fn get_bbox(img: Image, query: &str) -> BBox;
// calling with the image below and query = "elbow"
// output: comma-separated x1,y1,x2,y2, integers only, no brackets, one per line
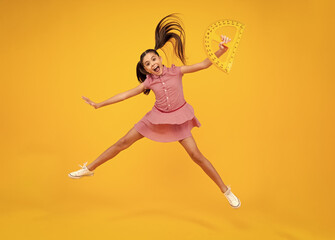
119,92,129,101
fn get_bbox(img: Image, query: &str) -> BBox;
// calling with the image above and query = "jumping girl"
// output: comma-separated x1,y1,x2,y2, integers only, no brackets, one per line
68,14,241,208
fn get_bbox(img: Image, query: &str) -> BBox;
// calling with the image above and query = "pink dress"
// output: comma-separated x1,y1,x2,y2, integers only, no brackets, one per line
134,64,201,142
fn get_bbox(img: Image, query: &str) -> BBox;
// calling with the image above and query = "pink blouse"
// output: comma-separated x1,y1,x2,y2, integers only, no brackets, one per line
141,64,197,125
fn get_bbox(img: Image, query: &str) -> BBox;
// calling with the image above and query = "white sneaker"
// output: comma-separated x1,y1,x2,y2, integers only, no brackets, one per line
68,162,94,179
224,186,241,208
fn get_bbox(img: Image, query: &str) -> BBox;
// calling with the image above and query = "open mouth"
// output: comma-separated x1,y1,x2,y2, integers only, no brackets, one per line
153,66,160,73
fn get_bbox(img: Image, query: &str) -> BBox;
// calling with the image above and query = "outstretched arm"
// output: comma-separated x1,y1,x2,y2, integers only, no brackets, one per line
82,82,146,109
180,35,231,74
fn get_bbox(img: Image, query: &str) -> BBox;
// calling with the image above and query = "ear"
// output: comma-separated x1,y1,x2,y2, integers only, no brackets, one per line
159,56,162,62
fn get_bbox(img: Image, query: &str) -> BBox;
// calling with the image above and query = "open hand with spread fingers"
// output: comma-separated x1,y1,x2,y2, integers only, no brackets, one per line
219,35,231,50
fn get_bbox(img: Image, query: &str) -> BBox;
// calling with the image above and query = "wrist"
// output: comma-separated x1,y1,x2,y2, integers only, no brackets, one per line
215,48,226,58
220,45,228,51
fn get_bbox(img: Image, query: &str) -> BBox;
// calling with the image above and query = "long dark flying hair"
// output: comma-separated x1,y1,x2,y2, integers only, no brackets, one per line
136,13,186,95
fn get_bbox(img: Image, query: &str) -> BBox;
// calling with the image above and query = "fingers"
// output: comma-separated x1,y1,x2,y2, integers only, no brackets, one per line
82,96,90,101
82,96,98,109
82,96,90,102
220,35,231,44
82,96,94,106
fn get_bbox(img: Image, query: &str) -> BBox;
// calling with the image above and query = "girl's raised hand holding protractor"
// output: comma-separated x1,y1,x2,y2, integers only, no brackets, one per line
82,96,99,109
219,35,231,49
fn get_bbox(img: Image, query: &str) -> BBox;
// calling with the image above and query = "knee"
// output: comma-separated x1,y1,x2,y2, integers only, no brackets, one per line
115,137,131,150
189,151,205,165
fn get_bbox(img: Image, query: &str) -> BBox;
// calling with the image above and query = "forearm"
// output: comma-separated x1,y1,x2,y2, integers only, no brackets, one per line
202,46,228,68
98,92,126,108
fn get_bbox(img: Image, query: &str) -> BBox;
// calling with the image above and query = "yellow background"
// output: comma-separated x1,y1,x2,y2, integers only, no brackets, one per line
1,0,334,239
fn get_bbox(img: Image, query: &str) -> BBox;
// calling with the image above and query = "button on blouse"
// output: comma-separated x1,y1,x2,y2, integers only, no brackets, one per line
142,64,185,112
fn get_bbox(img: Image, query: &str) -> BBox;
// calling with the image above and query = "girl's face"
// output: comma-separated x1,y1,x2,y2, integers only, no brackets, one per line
142,52,163,76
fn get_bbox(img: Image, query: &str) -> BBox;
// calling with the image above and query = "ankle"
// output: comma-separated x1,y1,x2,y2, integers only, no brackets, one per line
87,166,94,171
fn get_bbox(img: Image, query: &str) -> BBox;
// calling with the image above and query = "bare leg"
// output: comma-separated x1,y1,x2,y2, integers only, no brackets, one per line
86,127,144,171
179,135,228,193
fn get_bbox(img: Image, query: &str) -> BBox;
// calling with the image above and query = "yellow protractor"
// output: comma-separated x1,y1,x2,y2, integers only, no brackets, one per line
204,19,245,73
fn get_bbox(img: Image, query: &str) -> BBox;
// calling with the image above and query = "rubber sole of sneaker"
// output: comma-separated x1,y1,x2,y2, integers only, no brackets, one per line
68,173,94,179
231,200,241,209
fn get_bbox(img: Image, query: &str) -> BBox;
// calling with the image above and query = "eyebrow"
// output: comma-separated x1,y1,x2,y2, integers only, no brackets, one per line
144,56,156,64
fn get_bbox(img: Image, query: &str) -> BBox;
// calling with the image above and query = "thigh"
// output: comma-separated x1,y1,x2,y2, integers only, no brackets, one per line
178,135,203,159
115,127,144,150
121,127,144,144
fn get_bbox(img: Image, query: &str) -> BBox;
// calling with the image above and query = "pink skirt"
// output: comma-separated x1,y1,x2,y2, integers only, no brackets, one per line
134,116,201,143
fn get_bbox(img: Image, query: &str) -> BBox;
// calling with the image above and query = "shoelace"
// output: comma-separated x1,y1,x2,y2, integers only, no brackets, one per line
79,162,88,169
224,186,231,195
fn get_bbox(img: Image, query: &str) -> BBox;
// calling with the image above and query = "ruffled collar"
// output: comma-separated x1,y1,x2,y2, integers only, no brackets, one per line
150,65,168,79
